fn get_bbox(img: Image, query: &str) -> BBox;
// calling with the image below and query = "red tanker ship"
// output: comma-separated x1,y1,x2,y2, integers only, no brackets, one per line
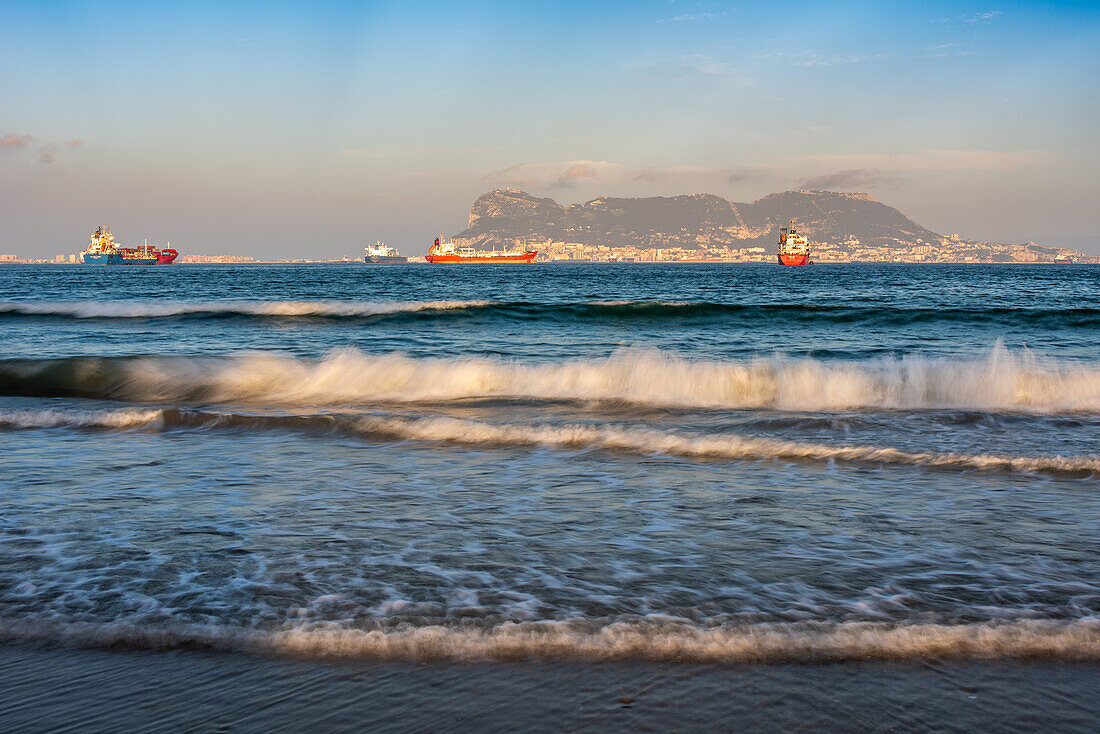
777,220,811,266
426,237,537,263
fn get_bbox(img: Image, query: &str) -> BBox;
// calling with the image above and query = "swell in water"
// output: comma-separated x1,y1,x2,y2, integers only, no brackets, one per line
3,408,1097,476
2,299,1099,328
0,299,493,320
1,618,1097,663
2,346,1099,414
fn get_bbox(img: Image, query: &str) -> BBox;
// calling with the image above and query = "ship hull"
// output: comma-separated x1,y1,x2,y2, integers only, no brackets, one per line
157,249,178,264
778,252,810,266
364,255,407,263
83,253,158,266
426,252,537,264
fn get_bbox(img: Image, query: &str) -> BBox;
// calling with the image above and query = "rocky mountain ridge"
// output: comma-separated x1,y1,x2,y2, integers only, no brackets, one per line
454,188,945,251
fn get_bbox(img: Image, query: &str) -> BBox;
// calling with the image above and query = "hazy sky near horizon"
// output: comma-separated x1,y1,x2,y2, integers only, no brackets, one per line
2,0,1098,257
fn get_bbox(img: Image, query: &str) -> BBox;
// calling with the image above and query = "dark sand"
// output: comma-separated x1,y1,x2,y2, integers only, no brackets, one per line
1,643,1098,732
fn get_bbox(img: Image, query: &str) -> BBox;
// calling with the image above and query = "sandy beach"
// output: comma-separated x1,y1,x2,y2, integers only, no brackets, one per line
1,642,1098,732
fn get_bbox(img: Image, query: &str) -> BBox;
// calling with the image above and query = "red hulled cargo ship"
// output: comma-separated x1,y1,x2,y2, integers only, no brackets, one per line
426,237,537,263
777,220,811,266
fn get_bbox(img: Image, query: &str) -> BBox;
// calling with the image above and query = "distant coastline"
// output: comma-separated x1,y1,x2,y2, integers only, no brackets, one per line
4,185,1098,266
448,189,1098,264
4,258,1097,266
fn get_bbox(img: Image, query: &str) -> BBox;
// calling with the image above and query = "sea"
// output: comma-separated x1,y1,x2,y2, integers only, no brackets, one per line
1,262,1098,730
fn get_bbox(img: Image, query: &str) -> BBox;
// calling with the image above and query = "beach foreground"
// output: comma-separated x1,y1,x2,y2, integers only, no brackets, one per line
2,643,1098,732
2,264,1098,731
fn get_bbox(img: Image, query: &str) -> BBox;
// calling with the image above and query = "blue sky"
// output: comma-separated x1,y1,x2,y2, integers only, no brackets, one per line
2,1,1098,256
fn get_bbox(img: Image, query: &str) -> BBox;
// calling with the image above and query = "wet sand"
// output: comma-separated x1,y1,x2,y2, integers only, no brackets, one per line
1,643,1097,732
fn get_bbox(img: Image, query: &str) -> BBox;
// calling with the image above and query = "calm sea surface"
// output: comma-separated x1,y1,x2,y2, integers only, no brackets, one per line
1,263,1098,663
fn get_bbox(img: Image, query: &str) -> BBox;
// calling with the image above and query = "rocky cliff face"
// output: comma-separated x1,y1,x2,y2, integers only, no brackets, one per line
455,188,943,250
738,191,942,247
465,189,564,234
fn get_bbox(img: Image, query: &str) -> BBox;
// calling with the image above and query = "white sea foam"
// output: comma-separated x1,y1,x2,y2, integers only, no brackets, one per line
1,618,1096,662
0,408,164,429
349,414,1100,475
2,408,1095,475
0,299,493,319
41,346,1100,414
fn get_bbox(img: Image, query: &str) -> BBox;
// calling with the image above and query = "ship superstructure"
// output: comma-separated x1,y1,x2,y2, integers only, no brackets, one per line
81,226,178,266
363,240,406,263
426,237,537,263
777,221,811,266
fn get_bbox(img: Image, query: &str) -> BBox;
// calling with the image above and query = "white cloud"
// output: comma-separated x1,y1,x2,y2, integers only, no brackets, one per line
967,10,1002,24
793,52,895,68
663,11,728,23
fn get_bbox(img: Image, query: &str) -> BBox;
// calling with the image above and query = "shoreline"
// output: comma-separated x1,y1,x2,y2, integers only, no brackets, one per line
2,641,1098,732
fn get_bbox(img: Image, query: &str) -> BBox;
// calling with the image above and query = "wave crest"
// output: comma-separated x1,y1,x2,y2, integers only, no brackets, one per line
2,347,1099,413
3,299,1099,328
2,619,1096,663
0,299,493,319
3,408,1096,476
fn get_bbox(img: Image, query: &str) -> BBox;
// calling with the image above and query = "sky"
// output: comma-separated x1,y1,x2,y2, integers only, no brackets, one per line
2,0,1098,257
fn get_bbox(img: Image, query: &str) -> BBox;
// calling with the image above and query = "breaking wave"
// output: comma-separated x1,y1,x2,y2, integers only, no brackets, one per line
2,346,1099,414
2,408,1096,476
0,408,164,429
1,618,1096,663
2,299,1098,328
0,299,493,320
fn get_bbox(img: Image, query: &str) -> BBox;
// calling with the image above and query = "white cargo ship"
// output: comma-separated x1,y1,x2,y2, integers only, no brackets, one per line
363,241,406,263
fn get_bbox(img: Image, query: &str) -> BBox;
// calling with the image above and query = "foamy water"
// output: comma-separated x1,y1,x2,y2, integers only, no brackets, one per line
2,619,1097,663
0,299,494,319
4,345,1100,413
4,407,1095,476
1,264,1098,663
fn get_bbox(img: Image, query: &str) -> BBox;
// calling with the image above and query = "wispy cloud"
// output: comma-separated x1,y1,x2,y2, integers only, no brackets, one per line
481,161,776,196
798,169,900,190
483,162,531,186
921,42,975,58
762,42,978,67
967,10,1002,24
0,133,34,149
633,165,763,185
477,150,1049,200
935,10,1002,24
41,136,86,164
662,11,728,23
626,53,751,84
726,169,760,183
2,133,84,164
793,52,895,68
553,163,600,188
483,160,622,190
796,149,1054,172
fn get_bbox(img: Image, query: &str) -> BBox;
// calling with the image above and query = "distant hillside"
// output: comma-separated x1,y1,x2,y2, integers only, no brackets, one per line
454,189,944,251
